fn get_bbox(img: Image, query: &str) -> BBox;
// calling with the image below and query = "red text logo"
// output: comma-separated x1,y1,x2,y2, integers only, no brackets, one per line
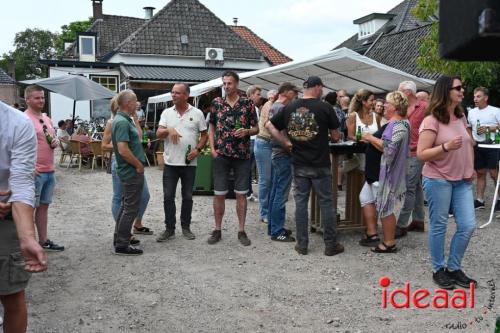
380,276,475,309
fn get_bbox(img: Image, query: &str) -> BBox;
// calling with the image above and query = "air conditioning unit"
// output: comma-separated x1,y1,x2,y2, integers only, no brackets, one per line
205,48,224,61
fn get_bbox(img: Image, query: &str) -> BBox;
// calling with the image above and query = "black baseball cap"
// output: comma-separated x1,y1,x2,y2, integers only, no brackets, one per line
303,76,324,88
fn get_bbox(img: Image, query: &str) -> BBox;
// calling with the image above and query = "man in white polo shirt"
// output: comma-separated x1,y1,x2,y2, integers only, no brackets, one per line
467,86,500,210
156,83,208,242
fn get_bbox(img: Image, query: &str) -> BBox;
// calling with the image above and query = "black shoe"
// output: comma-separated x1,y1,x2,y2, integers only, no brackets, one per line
283,228,292,236
294,244,308,255
324,243,344,256
495,200,500,212
156,228,175,242
474,199,485,210
394,226,408,239
130,237,140,246
41,239,65,252
182,228,196,240
271,232,295,242
445,269,477,288
237,231,251,246
432,268,455,290
114,246,143,256
359,233,380,247
207,230,221,244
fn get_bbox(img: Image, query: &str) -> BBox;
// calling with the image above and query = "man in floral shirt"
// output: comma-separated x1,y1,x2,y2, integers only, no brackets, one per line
208,71,259,246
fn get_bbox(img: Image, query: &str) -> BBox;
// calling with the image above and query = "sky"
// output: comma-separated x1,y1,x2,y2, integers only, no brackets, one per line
1,0,403,61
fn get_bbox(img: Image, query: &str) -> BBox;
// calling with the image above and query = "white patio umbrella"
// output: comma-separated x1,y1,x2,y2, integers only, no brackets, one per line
21,74,116,123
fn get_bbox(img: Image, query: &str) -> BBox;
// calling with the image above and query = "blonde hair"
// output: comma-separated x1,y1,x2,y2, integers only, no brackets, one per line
110,96,119,115
349,89,374,115
24,85,44,99
386,91,409,117
116,90,137,107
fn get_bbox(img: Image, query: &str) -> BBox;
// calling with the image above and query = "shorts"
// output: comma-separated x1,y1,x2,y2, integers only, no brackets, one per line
213,155,251,196
0,219,31,295
359,181,379,207
35,171,56,206
474,145,499,170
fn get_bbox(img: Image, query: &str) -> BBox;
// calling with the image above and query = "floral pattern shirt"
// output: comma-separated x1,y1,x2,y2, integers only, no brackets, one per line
209,96,257,159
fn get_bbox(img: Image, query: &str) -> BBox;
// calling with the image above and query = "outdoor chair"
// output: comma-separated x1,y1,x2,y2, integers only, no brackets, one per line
89,141,106,170
68,140,86,171
59,141,72,166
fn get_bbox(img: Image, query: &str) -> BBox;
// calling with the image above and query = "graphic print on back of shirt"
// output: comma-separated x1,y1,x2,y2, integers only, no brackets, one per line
287,106,318,141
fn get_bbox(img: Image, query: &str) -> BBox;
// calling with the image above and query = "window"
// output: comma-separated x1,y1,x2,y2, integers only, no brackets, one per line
78,34,96,62
89,75,118,119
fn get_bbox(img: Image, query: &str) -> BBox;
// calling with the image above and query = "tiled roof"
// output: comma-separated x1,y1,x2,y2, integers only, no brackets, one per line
64,15,145,59
0,68,15,84
120,64,248,82
334,0,431,54
333,0,439,80
114,0,263,60
364,24,440,80
230,26,292,65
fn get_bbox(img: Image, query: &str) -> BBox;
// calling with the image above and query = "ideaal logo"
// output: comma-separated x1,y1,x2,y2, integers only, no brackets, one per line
379,276,496,330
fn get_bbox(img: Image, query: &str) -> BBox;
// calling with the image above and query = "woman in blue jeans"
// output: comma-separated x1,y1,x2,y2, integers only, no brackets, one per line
102,97,152,235
417,75,476,289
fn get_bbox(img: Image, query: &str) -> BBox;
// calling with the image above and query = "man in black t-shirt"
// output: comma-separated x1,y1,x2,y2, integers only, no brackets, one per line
267,76,344,256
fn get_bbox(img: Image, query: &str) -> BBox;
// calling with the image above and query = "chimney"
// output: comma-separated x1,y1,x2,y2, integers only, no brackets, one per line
233,17,238,26
143,7,155,19
92,0,103,20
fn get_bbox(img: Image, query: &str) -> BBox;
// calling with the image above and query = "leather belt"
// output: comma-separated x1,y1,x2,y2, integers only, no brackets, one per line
256,135,271,142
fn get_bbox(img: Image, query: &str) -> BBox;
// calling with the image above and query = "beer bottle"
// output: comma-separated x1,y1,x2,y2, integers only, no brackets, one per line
185,144,192,165
42,126,53,146
476,119,480,133
142,129,148,143
495,316,500,333
486,127,491,143
496,128,500,144
235,118,241,130
356,126,362,142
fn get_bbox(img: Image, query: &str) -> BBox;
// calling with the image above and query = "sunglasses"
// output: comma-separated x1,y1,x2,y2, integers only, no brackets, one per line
450,85,465,92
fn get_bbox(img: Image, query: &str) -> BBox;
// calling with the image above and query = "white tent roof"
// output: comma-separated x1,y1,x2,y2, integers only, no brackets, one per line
147,47,434,104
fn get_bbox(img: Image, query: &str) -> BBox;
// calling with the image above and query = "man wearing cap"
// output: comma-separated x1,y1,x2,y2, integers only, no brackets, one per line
267,76,344,256
264,82,299,242
1,101,48,333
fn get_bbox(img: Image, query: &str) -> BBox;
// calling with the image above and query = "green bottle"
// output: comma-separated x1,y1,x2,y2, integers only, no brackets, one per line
185,144,192,165
356,126,362,142
495,128,500,144
476,119,480,132
495,316,500,333
142,128,148,143
235,118,241,130
42,126,53,146
486,127,491,143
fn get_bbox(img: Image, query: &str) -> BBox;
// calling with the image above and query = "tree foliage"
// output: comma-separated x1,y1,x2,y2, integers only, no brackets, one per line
412,0,500,106
0,18,92,81
0,29,57,80
55,19,93,55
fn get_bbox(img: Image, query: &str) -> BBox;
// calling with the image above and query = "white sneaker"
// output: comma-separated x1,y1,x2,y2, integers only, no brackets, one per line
246,194,257,202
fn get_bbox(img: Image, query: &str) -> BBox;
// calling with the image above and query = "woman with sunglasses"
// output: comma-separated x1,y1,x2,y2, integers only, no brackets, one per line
417,75,477,289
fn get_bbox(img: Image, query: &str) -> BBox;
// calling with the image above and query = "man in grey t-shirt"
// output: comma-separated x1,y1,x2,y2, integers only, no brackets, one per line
265,82,299,241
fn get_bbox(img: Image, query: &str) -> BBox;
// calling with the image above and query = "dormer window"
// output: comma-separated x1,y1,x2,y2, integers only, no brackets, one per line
78,32,97,62
354,13,395,39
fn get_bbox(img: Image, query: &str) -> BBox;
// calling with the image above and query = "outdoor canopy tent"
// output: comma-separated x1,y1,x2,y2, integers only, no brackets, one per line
147,47,435,106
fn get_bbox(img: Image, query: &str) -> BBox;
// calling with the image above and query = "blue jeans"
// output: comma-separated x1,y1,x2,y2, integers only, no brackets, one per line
422,177,476,272
267,154,292,236
34,171,56,206
248,139,256,195
254,138,273,220
293,166,338,249
111,156,150,222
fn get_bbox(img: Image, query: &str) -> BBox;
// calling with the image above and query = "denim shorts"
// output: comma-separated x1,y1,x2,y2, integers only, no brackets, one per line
35,171,56,206
0,220,31,295
213,155,251,196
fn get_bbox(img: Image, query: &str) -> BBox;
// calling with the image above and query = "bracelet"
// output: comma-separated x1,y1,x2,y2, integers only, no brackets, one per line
441,143,449,152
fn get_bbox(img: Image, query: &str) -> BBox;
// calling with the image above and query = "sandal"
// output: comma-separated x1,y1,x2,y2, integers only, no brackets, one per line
371,242,398,253
359,233,380,247
133,226,154,235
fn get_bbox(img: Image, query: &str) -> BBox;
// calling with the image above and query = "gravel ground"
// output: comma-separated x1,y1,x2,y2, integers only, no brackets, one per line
7,162,500,332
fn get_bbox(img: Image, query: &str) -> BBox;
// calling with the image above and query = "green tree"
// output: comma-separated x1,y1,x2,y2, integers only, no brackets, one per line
0,28,57,80
413,0,500,106
55,19,93,55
